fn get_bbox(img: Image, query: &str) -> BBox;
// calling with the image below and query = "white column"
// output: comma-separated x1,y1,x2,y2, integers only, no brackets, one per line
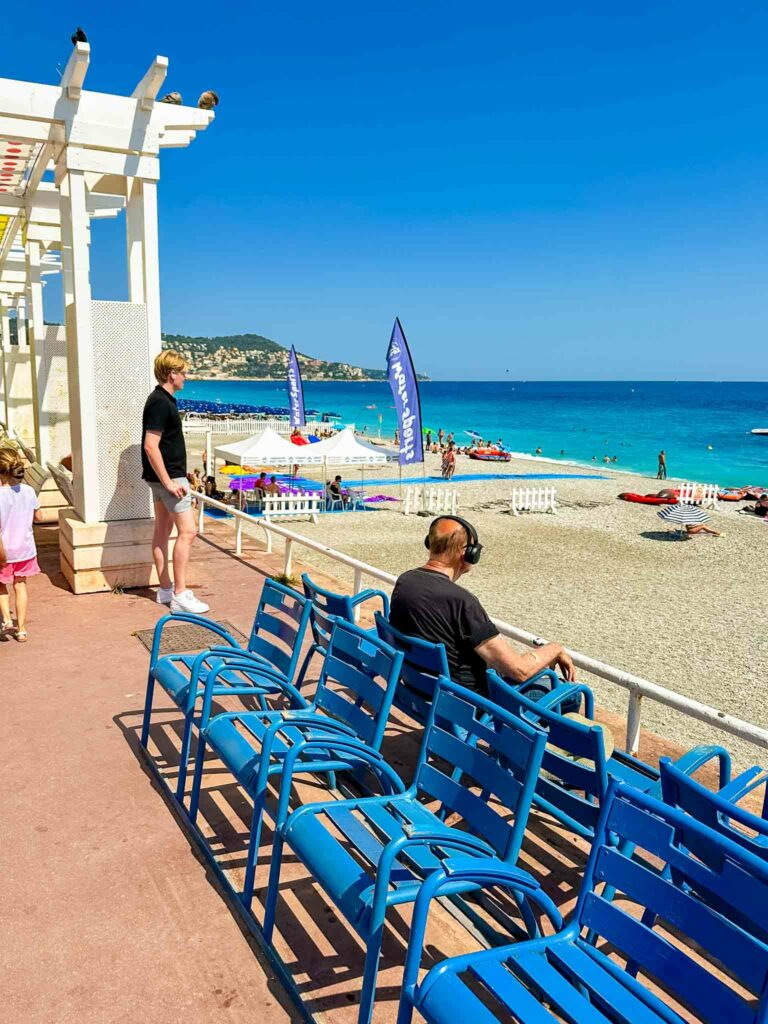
15,297,28,350
0,303,8,428
60,169,100,523
126,177,162,360
26,244,45,459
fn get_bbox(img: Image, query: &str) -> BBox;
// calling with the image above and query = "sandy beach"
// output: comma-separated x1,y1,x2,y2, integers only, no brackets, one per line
191,437,768,765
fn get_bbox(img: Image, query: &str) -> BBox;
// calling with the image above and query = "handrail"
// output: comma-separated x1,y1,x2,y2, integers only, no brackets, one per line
194,492,768,756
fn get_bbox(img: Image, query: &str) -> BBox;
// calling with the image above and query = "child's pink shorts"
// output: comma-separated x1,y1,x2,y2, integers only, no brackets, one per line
0,556,40,585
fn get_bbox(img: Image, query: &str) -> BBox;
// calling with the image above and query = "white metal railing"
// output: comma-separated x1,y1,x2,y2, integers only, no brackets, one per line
194,492,768,758
183,416,354,436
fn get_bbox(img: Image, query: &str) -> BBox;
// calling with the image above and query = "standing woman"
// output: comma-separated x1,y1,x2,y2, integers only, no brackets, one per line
0,448,43,642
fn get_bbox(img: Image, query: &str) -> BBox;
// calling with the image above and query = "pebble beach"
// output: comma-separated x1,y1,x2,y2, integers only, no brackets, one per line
194,438,768,765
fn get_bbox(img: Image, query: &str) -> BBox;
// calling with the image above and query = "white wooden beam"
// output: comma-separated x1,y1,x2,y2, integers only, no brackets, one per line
132,56,168,112
61,42,91,101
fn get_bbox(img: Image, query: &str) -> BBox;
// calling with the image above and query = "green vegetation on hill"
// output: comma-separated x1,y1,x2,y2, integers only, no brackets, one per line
162,332,423,381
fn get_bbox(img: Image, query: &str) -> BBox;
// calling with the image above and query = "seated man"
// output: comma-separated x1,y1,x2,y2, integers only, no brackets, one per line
329,474,348,505
390,515,574,692
265,475,281,496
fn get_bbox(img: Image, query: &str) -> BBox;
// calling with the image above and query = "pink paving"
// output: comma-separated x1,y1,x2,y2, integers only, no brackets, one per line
3,520,744,1024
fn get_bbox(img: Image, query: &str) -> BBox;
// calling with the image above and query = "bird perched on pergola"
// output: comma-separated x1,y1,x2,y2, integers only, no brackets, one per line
198,90,219,110
71,26,88,45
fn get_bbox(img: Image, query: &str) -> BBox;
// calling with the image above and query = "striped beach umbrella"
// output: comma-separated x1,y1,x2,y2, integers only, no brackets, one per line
657,503,709,525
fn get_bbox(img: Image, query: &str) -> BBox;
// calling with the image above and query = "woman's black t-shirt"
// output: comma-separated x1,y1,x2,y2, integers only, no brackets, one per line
141,386,187,482
389,568,499,691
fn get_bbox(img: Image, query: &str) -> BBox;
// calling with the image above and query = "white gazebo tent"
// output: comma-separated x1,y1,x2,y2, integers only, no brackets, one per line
213,427,299,467
300,427,397,500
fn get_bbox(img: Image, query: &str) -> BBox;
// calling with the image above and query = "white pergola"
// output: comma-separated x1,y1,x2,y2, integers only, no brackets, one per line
0,44,214,592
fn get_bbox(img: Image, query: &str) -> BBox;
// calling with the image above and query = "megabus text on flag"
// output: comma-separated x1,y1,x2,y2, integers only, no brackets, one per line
386,317,424,466
287,345,305,427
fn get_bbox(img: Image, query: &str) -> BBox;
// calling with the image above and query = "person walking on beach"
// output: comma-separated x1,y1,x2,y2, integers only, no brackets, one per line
425,429,432,449
437,428,444,447
0,447,43,642
443,444,456,480
390,515,574,693
657,450,667,479
142,350,209,614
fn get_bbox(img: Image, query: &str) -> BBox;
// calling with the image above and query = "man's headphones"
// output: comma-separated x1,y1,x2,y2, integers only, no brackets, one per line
424,514,484,565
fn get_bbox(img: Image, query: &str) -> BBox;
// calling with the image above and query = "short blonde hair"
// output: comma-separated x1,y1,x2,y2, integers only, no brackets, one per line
0,446,25,482
154,350,189,384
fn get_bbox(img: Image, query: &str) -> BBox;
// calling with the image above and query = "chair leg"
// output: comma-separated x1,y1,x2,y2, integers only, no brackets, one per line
175,716,194,801
293,643,319,691
357,923,384,1024
262,832,286,942
140,670,156,747
188,734,208,824
241,786,268,908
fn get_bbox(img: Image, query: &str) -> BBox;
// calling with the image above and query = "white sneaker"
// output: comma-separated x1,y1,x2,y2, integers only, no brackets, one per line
170,589,210,614
156,586,173,605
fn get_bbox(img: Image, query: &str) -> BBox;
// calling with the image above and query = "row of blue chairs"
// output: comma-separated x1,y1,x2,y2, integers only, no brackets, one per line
139,574,768,1024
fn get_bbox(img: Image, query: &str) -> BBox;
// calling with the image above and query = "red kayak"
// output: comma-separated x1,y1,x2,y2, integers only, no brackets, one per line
618,492,678,505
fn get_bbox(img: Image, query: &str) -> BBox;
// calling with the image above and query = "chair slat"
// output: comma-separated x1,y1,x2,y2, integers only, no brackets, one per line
428,725,525,809
549,943,665,1024
596,846,768,993
324,806,414,884
417,763,511,857
317,690,379,745
322,653,387,713
470,957,565,1023
500,951,614,1024
581,894,754,1024
426,971,512,1024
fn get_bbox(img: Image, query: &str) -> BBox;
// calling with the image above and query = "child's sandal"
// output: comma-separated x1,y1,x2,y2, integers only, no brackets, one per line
0,621,13,642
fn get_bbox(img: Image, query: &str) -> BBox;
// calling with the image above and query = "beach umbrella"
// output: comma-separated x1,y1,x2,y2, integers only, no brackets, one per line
465,430,483,440
657,503,710,525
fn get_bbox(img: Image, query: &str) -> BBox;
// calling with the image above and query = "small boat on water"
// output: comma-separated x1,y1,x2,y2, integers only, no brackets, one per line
469,447,512,462
751,428,768,435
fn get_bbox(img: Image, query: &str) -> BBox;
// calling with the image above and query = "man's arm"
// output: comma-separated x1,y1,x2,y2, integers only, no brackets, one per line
475,633,575,683
143,430,185,498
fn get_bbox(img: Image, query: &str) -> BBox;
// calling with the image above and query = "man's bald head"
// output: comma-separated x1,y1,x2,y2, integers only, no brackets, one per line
427,517,469,560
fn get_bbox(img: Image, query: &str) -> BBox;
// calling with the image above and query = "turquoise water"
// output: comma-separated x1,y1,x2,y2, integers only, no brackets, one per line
183,379,768,486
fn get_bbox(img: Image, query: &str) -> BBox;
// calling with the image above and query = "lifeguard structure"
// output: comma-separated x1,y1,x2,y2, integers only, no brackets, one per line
0,43,213,593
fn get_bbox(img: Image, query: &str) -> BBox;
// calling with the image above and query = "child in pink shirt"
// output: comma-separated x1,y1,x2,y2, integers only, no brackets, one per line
0,448,42,642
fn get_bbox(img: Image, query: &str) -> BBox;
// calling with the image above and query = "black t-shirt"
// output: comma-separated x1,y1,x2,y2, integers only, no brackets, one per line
389,568,499,691
141,386,187,482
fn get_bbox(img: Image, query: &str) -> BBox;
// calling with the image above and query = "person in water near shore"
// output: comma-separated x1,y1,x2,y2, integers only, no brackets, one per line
657,450,667,479
535,446,542,456
390,516,574,694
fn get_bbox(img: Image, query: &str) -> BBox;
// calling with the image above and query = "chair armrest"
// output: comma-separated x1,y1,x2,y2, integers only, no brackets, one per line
400,856,562,1005
204,646,287,682
350,588,390,616
148,613,241,667
196,658,292,724
529,682,594,716
671,744,732,790
719,766,768,808
275,738,406,827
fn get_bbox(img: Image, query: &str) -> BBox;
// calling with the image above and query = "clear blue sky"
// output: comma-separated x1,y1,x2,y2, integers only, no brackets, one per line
10,2,768,379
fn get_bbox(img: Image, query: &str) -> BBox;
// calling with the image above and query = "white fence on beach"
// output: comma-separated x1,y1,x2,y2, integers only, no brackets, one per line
679,481,719,509
403,486,459,516
510,487,557,516
194,492,768,759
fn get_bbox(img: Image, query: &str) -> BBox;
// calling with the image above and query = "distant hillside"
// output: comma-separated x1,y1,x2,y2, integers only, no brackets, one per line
162,332,427,382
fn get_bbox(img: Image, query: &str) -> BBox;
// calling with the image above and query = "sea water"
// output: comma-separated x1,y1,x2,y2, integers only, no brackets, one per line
182,379,768,487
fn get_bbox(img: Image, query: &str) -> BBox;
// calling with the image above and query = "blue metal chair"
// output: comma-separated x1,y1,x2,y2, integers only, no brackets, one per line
397,779,768,1024
661,750,768,856
262,677,548,1024
294,572,390,688
140,579,312,799
488,670,722,842
188,617,404,909
374,612,450,725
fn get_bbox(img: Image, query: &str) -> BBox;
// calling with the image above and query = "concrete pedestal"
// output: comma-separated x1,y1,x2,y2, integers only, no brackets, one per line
59,509,175,595
38,476,71,525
